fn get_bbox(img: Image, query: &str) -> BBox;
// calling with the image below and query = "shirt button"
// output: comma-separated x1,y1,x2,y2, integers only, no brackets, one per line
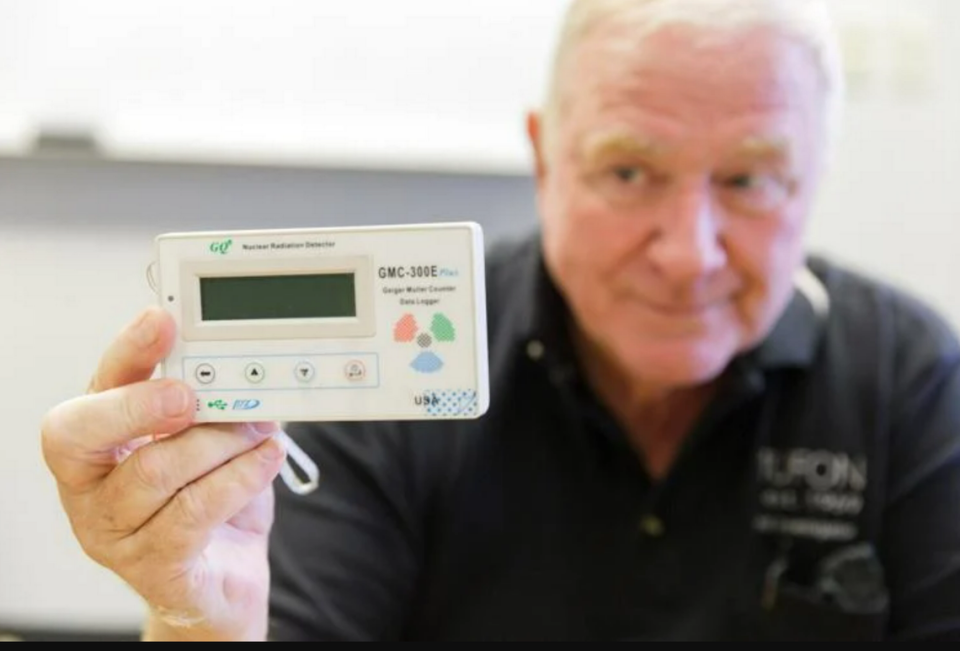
639,515,665,538
526,339,545,361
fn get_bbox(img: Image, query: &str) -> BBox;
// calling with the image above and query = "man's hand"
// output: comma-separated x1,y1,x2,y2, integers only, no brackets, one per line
41,307,286,641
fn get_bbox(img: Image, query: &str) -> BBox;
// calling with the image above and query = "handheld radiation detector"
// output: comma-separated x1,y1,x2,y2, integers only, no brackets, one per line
152,222,489,424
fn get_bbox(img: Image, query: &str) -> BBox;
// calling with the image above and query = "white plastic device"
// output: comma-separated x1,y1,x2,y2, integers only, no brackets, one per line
150,222,490,494
152,222,490,423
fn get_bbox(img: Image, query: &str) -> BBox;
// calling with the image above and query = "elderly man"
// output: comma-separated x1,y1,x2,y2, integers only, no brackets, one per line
40,0,960,641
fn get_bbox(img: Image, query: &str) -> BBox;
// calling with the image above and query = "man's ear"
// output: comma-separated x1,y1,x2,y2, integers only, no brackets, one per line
526,110,548,186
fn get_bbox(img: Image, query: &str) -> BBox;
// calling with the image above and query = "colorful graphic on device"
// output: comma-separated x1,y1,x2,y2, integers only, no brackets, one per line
393,312,459,374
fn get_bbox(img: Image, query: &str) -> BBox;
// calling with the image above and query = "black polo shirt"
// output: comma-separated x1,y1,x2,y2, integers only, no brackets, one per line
268,229,960,641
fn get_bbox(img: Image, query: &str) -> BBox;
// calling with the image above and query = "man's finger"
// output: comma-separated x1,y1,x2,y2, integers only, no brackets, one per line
88,307,177,395
133,437,286,560
42,379,196,491
226,482,276,537
99,422,281,534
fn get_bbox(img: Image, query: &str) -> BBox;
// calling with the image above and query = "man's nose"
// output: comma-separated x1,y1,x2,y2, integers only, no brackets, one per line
647,183,727,282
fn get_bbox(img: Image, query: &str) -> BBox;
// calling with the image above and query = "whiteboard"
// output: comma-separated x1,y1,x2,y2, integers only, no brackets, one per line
0,0,567,173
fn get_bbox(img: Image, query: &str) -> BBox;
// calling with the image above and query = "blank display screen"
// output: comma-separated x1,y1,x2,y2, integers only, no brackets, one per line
200,273,357,321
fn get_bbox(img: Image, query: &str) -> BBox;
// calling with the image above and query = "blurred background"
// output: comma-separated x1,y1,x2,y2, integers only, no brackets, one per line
0,0,957,640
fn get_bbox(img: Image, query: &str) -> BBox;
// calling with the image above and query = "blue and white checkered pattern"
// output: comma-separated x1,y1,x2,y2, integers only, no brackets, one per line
425,390,479,417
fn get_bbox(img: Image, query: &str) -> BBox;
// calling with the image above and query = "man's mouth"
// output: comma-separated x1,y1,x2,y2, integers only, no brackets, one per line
640,298,727,317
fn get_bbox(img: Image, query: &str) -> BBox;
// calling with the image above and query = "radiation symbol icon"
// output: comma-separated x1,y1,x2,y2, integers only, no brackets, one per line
393,313,457,373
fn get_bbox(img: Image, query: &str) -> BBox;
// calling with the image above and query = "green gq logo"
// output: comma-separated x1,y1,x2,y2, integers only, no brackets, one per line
210,239,233,255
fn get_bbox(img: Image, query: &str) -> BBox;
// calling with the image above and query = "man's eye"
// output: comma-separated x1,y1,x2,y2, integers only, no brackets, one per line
719,171,793,212
726,174,760,190
613,167,645,184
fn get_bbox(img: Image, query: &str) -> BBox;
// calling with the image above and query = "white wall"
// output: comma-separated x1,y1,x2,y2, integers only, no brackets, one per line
0,230,158,632
1,0,959,634
806,0,960,326
0,0,565,174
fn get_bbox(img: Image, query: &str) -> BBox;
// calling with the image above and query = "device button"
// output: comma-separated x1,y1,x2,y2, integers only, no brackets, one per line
245,362,266,384
195,363,216,385
344,360,366,382
294,362,316,383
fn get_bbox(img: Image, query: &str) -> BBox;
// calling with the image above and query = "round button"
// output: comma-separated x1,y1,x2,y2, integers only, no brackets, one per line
194,363,216,385
245,362,266,384
344,360,366,382
639,515,665,538
526,339,545,361
294,362,316,383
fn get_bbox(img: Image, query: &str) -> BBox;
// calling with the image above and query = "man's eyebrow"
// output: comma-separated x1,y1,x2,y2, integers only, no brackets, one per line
735,136,791,160
580,133,663,164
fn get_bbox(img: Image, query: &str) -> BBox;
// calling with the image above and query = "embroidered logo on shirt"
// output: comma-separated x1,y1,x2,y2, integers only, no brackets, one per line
753,447,868,542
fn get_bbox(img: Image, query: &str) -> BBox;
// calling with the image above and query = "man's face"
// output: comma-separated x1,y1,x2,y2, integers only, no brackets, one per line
531,22,828,389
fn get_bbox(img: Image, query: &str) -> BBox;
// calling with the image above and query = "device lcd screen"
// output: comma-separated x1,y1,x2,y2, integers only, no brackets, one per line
200,273,357,321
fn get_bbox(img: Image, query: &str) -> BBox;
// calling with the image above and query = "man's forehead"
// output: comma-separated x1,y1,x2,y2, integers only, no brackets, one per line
557,21,826,148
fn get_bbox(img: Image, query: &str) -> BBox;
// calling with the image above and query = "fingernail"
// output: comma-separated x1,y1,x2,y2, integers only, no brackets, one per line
259,437,286,462
160,384,190,417
132,311,159,349
248,422,278,435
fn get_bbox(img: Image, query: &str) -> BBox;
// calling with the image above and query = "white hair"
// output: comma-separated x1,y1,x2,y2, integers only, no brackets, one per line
541,0,845,160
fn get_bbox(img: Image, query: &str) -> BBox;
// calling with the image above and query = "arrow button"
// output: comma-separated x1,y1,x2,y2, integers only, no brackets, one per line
295,361,316,384
195,363,216,385
245,362,266,384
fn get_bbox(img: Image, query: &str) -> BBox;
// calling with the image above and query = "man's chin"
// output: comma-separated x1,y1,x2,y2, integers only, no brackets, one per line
620,341,738,389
